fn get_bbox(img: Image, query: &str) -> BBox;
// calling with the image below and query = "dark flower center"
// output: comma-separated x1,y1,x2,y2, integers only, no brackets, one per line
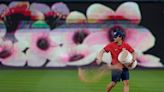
73,31,89,44
69,54,85,62
0,49,12,59
36,38,49,50
45,12,66,30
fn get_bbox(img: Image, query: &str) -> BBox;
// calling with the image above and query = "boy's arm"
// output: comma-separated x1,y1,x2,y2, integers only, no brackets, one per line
125,43,137,62
128,51,137,67
96,49,106,65
96,49,123,71
132,51,137,61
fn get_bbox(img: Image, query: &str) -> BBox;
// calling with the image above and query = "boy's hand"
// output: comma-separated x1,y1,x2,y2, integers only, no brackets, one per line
127,59,135,67
96,57,102,65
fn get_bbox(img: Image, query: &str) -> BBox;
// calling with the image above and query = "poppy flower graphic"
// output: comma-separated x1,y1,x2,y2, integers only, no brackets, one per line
0,39,26,66
0,1,43,42
20,28,70,67
24,29,58,67
30,2,70,30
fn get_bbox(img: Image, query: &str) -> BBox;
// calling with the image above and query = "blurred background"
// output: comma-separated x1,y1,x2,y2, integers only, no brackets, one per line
0,0,163,92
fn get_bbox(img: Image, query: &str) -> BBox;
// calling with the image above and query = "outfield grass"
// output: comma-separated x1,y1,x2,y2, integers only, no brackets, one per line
0,69,163,92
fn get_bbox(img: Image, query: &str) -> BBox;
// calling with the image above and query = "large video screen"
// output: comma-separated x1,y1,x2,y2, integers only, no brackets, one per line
0,1,163,68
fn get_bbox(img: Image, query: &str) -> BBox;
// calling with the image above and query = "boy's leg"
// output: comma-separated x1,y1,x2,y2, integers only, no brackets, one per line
121,68,129,92
106,69,122,92
106,81,116,92
123,80,129,92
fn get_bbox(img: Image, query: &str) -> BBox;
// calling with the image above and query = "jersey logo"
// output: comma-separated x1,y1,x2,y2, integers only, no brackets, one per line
114,49,118,51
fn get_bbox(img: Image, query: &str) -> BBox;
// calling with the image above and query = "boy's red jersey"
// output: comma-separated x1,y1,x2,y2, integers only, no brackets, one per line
104,41,134,65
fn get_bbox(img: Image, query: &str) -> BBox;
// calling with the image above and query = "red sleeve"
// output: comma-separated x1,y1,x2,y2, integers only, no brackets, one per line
104,44,112,53
125,43,135,53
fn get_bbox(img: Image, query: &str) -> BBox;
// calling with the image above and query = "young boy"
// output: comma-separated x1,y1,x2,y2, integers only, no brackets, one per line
96,27,137,92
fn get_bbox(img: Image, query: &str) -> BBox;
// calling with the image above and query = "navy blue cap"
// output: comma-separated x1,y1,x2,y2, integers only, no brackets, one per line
113,28,125,39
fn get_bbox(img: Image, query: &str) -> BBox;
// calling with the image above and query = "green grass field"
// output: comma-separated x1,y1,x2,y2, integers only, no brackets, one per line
0,69,163,92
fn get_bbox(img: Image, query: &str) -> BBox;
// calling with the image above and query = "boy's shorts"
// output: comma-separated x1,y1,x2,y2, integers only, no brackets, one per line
111,68,129,83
